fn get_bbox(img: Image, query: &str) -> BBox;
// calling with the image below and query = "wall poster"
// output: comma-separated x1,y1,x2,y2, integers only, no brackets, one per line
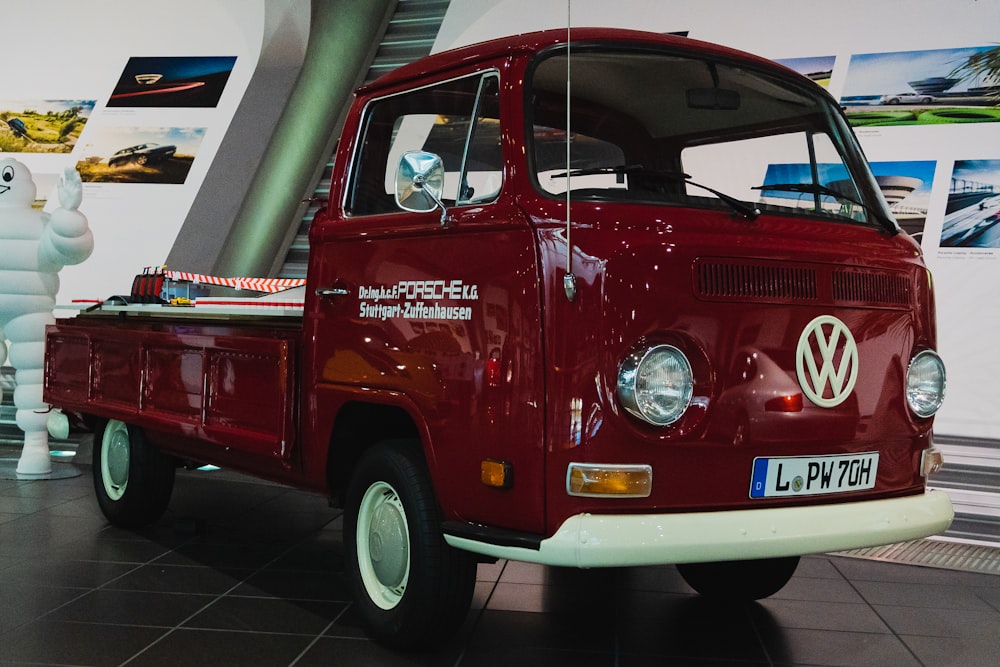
0,1,265,306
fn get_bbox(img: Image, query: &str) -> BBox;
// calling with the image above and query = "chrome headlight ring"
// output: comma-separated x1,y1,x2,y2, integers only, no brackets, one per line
617,343,694,426
906,350,946,418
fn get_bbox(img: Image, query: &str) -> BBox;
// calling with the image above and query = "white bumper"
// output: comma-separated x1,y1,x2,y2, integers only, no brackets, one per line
445,490,954,567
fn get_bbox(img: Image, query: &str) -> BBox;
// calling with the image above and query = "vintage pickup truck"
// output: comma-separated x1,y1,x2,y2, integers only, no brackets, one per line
44,28,953,648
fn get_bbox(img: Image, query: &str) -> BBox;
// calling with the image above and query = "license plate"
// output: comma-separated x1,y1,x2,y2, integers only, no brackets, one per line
749,452,879,498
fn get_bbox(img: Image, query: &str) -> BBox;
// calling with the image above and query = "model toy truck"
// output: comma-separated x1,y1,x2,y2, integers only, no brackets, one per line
44,29,953,648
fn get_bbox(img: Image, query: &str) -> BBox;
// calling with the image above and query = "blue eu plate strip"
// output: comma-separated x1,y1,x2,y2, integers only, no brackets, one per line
750,458,769,498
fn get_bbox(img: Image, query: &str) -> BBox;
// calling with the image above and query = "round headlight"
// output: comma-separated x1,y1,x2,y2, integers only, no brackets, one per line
906,350,945,418
618,344,694,425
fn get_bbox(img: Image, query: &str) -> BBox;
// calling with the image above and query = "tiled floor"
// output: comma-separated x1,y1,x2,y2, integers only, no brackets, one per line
2,448,999,667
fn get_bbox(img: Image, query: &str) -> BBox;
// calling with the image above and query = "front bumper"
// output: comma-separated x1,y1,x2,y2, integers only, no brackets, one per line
444,490,954,567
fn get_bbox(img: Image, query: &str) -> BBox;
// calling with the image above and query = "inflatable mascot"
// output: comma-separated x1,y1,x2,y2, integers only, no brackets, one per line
0,158,93,476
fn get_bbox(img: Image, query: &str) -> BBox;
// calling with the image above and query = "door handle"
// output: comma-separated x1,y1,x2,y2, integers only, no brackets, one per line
315,286,350,297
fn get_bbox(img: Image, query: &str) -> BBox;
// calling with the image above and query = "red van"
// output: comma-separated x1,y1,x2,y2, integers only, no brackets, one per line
45,28,952,648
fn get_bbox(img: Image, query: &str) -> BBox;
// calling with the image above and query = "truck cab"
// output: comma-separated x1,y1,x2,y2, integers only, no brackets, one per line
44,28,952,649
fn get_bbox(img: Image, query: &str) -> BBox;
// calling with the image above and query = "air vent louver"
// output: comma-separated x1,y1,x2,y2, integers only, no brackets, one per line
695,260,818,302
694,259,911,309
833,269,910,306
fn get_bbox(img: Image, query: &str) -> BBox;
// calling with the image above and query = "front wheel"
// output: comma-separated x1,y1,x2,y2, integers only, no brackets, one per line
677,556,800,600
345,439,476,649
92,419,175,529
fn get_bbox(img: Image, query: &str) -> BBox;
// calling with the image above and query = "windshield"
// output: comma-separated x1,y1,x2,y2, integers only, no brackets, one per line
528,47,891,228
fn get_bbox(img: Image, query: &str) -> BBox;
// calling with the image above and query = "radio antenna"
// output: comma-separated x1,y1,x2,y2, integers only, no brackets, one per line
562,2,577,302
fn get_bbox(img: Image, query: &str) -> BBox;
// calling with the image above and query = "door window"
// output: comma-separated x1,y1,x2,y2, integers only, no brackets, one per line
347,72,502,216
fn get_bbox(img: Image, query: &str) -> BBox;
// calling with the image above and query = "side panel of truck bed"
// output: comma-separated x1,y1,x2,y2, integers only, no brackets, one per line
44,316,298,463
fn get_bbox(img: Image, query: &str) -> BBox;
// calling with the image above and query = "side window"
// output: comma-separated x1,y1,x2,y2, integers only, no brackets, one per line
347,72,502,216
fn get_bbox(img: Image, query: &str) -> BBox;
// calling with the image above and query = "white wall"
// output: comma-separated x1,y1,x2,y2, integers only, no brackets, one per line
1,0,308,307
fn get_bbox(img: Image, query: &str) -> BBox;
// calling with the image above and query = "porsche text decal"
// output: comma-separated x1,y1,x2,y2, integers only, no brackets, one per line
358,280,479,321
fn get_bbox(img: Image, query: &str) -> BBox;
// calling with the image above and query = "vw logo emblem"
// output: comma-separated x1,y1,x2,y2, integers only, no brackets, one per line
795,315,858,408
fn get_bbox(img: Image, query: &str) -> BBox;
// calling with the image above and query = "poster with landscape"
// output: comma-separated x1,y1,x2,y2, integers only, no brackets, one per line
840,46,1000,127
0,99,95,153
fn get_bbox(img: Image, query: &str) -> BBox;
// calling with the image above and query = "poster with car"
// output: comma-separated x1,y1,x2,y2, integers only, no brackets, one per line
76,127,206,184
840,46,1000,127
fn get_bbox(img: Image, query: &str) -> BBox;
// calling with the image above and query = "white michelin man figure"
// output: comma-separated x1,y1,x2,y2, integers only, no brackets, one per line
0,158,93,476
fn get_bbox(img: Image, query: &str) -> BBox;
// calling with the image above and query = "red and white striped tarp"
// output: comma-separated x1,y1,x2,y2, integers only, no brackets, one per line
164,271,306,293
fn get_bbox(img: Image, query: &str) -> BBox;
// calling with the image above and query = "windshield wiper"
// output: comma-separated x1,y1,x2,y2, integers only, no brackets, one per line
552,165,760,221
752,182,864,208
752,182,898,234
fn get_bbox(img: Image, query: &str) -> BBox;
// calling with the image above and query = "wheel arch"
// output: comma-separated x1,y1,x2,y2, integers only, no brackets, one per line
325,399,424,506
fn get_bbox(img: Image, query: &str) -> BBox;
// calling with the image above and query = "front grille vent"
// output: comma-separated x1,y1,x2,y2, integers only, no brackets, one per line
695,260,818,302
694,258,912,309
833,269,910,306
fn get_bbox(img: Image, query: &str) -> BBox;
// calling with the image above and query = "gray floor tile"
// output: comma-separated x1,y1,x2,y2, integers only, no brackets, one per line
2,447,998,666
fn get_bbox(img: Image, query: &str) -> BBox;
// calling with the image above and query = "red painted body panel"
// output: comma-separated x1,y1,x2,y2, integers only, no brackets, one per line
527,202,933,533
46,317,306,485
43,28,943,547
304,199,546,533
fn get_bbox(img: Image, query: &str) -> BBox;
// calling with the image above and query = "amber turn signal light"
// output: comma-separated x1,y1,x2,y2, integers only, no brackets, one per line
481,458,513,489
921,447,944,477
566,463,652,497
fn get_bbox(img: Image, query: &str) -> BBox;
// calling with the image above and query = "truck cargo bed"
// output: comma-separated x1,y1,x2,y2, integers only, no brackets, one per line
44,312,300,462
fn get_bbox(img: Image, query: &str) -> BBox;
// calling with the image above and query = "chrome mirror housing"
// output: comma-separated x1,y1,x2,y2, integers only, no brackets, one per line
395,150,446,217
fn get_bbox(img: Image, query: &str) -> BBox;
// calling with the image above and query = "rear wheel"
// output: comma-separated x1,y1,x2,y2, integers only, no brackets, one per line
677,556,800,600
345,439,476,649
92,419,175,528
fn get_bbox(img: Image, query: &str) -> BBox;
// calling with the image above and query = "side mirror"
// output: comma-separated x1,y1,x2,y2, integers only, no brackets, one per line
395,151,446,216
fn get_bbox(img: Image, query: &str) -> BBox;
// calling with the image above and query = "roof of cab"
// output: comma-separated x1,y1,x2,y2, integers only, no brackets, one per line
359,27,786,93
